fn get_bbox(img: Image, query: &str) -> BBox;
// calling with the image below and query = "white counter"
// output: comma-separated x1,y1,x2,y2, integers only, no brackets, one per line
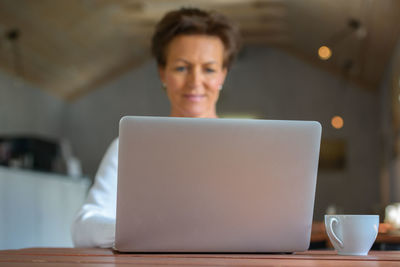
0,166,90,249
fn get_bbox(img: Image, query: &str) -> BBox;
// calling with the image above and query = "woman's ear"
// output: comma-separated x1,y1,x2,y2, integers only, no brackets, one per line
222,67,228,80
220,67,228,86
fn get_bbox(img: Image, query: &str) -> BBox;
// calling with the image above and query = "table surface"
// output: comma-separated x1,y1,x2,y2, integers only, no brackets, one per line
1,248,400,266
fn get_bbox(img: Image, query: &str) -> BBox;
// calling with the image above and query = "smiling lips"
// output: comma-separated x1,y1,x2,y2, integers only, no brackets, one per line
183,94,205,102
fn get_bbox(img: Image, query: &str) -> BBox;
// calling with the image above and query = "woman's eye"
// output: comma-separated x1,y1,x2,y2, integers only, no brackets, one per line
175,66,187,72
205,68,216,73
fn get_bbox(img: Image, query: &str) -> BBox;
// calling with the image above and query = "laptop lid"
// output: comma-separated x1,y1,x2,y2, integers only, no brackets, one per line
115,116,321,252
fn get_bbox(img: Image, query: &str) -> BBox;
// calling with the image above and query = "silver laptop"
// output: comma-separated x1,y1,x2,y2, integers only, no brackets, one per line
115,116,321,253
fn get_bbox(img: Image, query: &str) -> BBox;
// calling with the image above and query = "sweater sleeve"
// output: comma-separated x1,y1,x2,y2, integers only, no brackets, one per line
71,138,119,248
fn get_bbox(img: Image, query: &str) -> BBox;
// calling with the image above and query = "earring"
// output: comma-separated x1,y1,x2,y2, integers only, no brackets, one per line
162,83,166,90
219,85,223,90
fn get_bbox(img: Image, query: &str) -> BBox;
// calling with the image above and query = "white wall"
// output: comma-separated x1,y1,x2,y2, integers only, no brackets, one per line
0,72,65,138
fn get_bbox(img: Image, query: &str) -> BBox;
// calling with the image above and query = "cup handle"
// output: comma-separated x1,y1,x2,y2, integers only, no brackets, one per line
328,218,344,248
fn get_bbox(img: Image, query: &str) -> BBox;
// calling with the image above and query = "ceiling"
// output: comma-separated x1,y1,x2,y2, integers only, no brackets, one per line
0,0,399,101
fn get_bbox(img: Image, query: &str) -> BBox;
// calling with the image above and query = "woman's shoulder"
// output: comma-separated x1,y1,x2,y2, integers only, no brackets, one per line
110,137,119,150
99,138,119,166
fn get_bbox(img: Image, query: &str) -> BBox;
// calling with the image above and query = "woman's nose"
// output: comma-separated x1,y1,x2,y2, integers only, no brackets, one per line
187,69,202,88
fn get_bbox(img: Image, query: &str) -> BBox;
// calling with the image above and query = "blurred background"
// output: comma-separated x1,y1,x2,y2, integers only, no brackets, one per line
1,0,400,249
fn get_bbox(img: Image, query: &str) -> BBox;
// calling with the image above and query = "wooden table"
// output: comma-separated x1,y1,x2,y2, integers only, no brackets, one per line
1,248,400,266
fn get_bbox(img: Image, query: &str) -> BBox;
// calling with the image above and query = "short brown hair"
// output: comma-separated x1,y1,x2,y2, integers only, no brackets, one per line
151,7,241,69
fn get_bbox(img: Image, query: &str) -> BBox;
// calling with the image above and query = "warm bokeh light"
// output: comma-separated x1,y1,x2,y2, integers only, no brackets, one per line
318,46,332,60
331,116,344,129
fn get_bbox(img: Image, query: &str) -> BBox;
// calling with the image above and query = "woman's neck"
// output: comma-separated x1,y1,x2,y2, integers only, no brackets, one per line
170,109,218,118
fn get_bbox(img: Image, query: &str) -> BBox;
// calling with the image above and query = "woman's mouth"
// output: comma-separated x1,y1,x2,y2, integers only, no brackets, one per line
184,94,205,102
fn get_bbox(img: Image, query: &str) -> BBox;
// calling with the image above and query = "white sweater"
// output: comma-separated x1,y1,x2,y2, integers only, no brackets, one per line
71,139,118,248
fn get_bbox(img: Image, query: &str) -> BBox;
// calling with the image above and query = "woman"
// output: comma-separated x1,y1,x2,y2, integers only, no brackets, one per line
72,7,241,248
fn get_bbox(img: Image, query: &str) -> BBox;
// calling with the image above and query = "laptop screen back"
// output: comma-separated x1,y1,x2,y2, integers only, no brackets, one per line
115,116,321,252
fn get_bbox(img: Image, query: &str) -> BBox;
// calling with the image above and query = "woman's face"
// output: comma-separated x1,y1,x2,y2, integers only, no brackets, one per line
159,34,227,118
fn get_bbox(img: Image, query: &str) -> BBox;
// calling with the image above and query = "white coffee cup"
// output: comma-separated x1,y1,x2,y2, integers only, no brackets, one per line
324,215,379,256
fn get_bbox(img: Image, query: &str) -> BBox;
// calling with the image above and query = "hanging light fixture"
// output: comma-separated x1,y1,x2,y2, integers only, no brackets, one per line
5,28,23,75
